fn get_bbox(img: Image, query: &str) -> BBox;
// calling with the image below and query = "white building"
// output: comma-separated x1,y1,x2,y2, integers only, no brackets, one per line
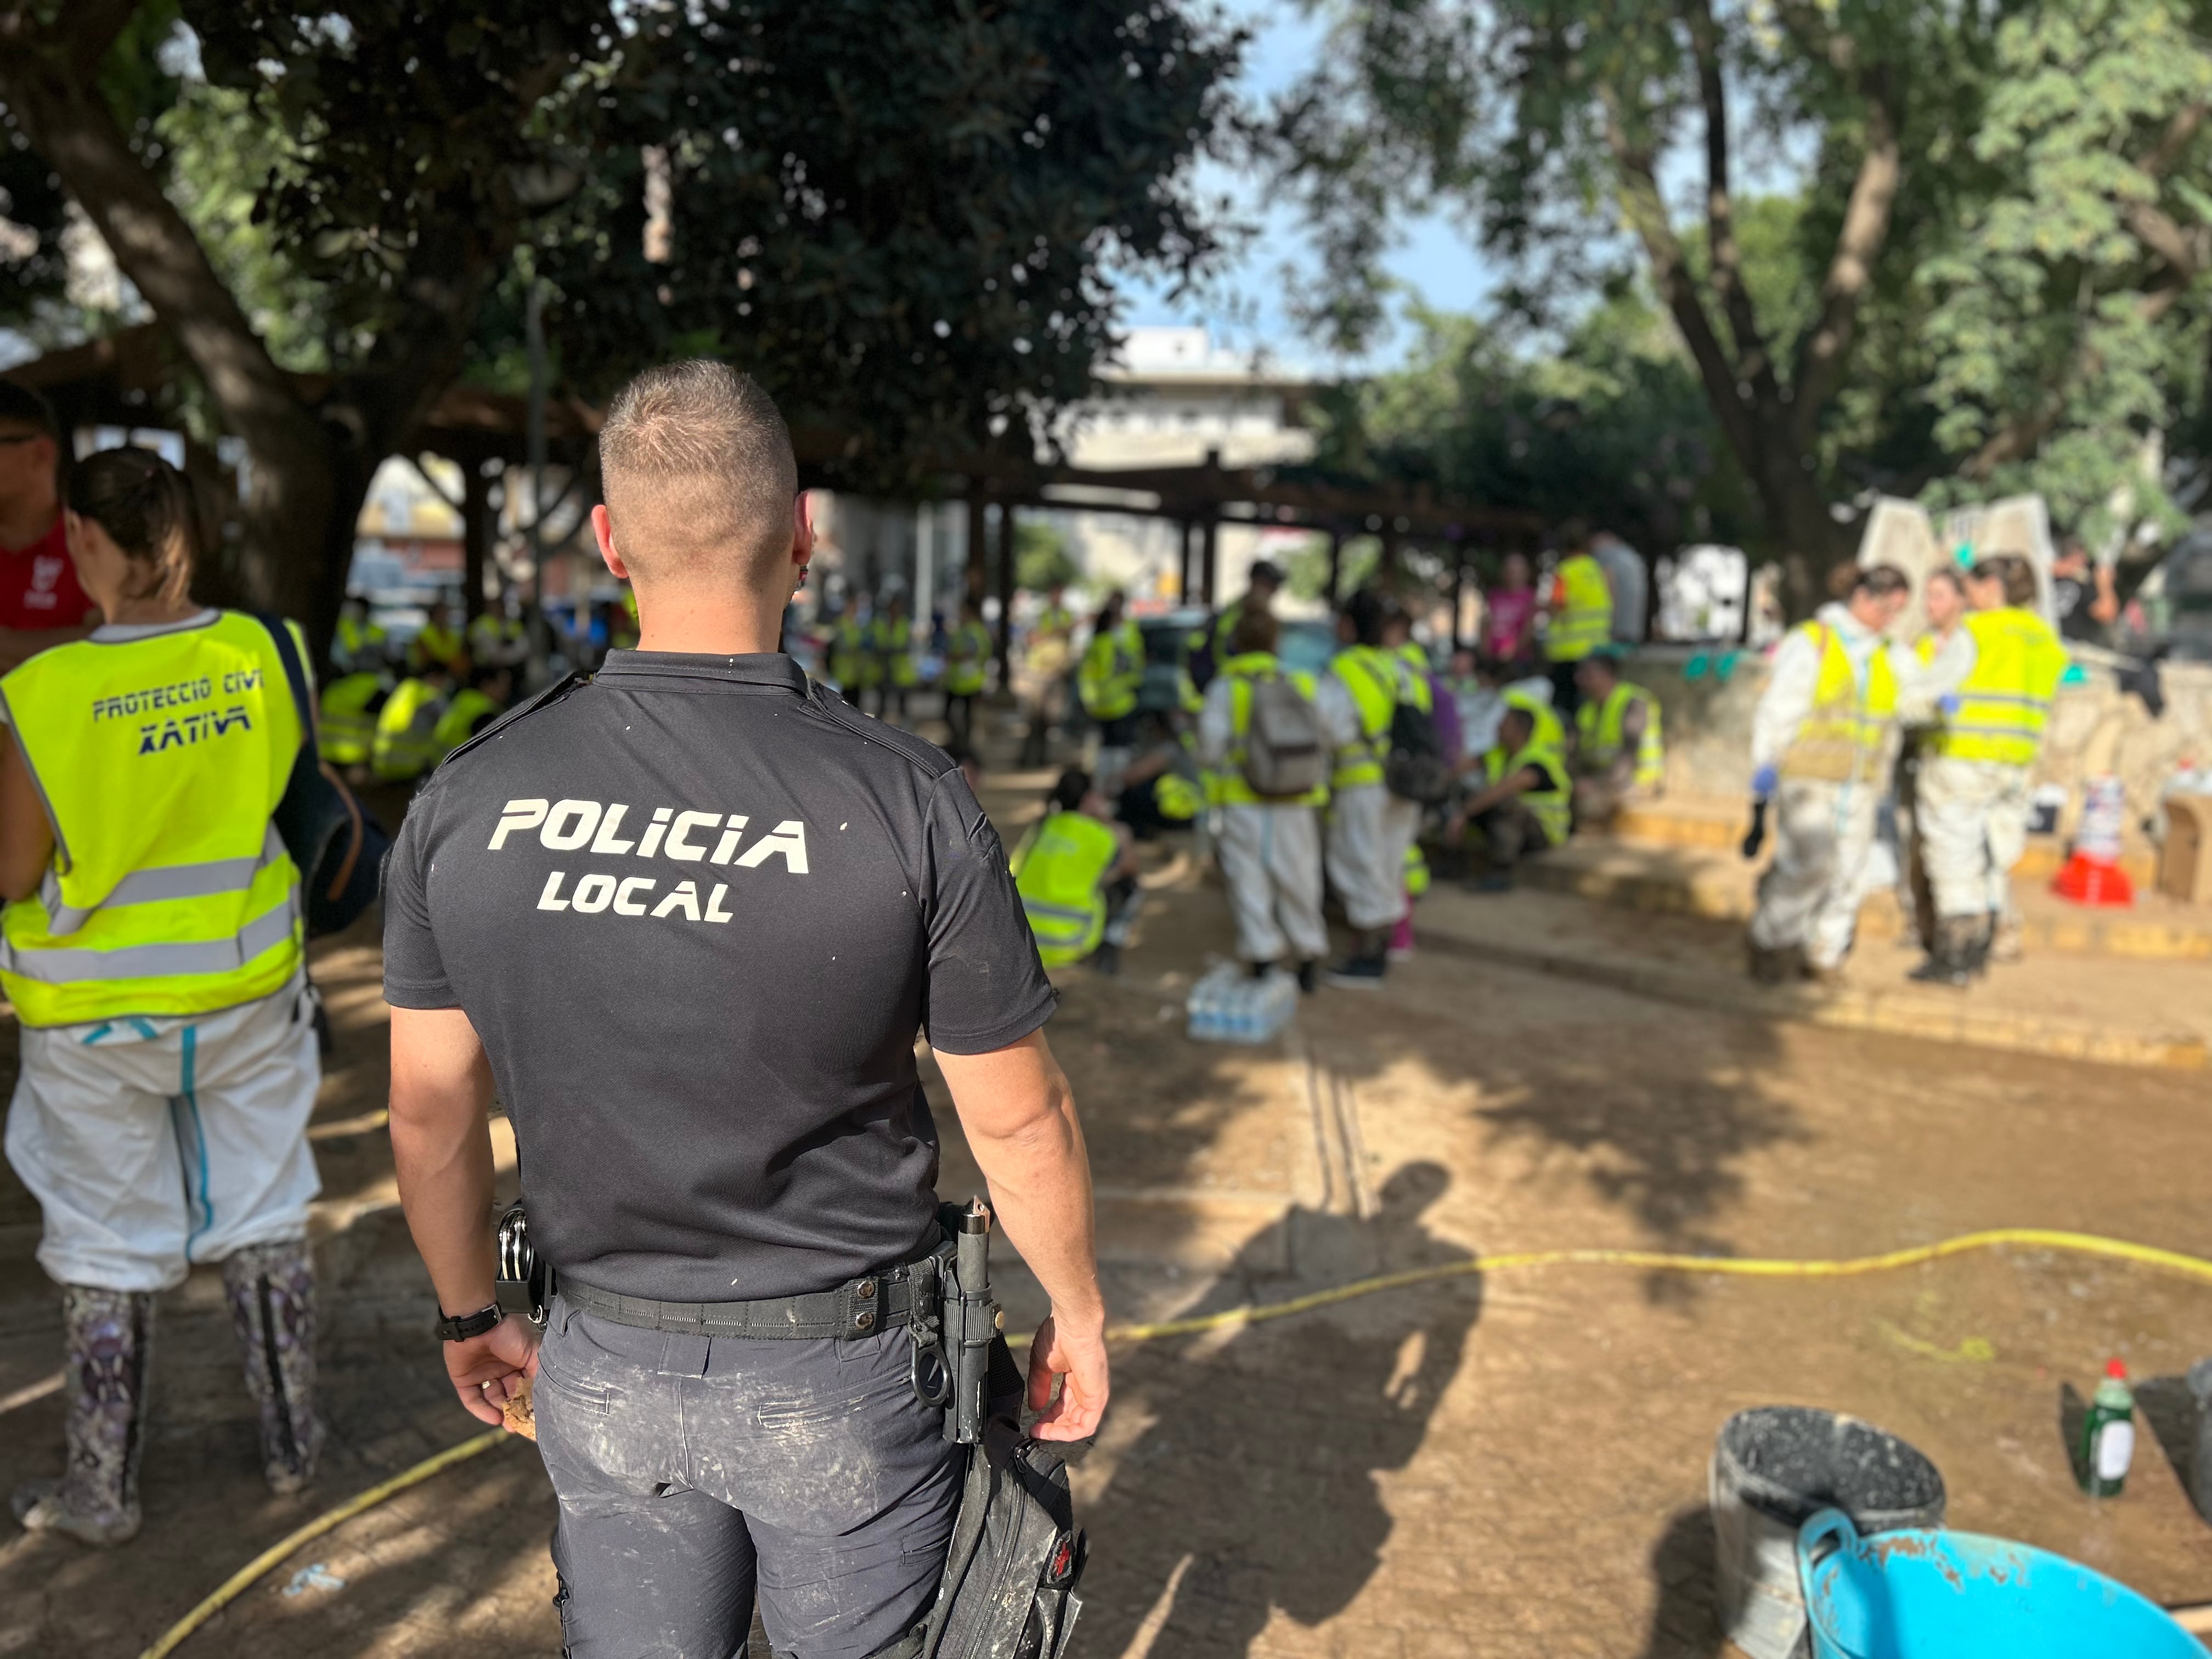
808,328,1321,624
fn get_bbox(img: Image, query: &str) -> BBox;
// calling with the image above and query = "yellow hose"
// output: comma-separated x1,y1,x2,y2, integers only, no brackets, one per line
139,1226,2212,1656
137,1428,510,1659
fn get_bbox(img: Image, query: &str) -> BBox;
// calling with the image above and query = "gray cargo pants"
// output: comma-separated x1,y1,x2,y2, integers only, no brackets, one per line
533,1293,958,1659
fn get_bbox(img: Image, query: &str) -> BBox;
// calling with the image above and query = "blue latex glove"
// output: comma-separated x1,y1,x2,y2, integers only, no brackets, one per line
1751,764,1778,800
1936,693,1961,717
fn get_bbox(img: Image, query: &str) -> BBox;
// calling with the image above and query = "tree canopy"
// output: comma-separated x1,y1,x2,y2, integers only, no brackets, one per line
0,0,1240,649
1277,0,2212,605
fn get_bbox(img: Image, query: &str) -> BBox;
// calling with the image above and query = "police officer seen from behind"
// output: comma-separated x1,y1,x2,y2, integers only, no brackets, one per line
383,360,1107,1659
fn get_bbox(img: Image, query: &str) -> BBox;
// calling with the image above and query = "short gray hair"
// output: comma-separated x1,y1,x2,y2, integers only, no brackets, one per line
597,360,797,581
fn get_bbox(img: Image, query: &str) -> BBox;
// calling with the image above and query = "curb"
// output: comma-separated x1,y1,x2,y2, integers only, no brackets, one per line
1523,855,2212,962
1420,925,2209,1073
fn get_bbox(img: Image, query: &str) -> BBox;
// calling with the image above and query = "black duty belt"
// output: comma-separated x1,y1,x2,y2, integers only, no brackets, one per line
560,1244,948,1341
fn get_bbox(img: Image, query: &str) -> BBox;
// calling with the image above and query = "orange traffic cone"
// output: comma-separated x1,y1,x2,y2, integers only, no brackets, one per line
2052,847,2132,906
2053,775,2134,906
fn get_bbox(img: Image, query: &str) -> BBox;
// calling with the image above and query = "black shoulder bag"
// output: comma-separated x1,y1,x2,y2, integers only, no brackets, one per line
258,614,390,936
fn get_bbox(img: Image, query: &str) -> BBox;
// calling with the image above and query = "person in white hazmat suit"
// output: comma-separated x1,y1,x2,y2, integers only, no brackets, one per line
1745,563,1915,984
1906,554,2068,985
1198,606,1359,992
1322,590,1424,989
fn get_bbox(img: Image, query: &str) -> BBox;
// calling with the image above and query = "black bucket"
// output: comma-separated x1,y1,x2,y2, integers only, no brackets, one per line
1709,1406,1946,1659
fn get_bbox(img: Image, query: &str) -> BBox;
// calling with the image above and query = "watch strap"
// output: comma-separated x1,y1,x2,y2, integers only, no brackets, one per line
435,1302,504,1342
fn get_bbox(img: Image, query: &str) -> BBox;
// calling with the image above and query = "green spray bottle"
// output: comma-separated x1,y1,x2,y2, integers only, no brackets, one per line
2080,1358,2136,1497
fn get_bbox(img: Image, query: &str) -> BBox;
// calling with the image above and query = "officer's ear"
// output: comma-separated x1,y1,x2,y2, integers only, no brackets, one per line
591,504,632,582
791,491,816,568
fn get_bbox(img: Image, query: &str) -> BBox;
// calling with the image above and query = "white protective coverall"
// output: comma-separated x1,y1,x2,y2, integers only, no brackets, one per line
1746,602,1916,970
1323,651,1425,934
1199,670,1361,966
5,974,322,1291
1910,627,2030,924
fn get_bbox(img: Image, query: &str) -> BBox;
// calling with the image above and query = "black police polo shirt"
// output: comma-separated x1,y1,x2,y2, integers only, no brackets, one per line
381,651,1057,1302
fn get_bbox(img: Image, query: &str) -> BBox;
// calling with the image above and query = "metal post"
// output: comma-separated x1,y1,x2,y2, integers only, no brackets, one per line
994,501,1017,692
462,460,492,624
1326,528,1342,608
1200,516,1218,608
965,488,989,607
913,500,934,644
523,281,554,681
1451,559,1466,650
1175,520,1193,603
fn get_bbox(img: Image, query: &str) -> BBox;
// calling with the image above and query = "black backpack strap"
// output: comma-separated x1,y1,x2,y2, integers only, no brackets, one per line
252,611,320,763
437,670,589,770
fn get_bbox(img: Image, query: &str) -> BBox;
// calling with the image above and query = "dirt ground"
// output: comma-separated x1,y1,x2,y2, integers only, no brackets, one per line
7,752,2212,1657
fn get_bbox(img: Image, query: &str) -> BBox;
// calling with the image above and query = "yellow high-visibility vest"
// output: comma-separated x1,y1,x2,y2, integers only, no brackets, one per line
333,614,388,673
1929,606,2067,768
409,620,466,675
1153,771,1201,821
1220,651,1326,807
1330,645,1399,791
1544,553,1614,662
1504,687,1568,763
0,611,304,1026
831,615,879,689
318,670,385,765
1404,841,1431,898
1576,681,1664,788
1078,619,1144,721
467,613,524,661
1483,737,1571,847
870,615,917,687
1010,810,1119,966
432,687,500,758
944,620,992,697
373,678,447,781
1778,621,1898,783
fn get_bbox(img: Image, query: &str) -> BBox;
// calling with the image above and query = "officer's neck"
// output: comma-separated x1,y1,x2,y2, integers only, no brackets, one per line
631,586,785,657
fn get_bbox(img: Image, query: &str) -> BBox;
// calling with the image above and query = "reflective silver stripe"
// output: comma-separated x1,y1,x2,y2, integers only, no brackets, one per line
1956,692,2050,708
1943,723,2045,740
41,826,285,937
1022,897,1098,932
2,890,298,985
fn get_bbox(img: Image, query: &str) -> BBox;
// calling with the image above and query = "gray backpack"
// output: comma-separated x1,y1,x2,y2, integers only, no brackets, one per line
1241,672,1327,798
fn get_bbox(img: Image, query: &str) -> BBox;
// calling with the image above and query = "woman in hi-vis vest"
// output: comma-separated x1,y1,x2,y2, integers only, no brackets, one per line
1,448,324,1546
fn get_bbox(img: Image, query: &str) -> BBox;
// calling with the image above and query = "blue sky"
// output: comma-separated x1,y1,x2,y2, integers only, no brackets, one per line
1117,1,1500,371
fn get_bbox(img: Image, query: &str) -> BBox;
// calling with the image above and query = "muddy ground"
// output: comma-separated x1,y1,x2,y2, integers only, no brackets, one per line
5,759,2212,1657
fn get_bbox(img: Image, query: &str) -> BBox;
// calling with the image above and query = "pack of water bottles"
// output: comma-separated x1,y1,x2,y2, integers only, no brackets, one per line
1184,962,1297,1045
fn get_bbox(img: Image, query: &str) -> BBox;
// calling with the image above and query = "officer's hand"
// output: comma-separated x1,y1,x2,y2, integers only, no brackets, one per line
444,1312,541,1428
1025,1311,1109,1443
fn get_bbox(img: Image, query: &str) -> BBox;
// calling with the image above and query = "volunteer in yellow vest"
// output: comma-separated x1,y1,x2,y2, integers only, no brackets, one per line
870,592,918,723
373,663,453,783
1115,712,1204,839
318,668,387,769
1542,532,1615,717
0,448,326,1547
432,662,513,762
408,597,467,676
829,599,877,705
1571,650,1664,828
941,596,993,748
1744,562,1914,984
1201,607,1357,991
1323,592,1423,988
1077,588,1145,797
1017,583,1080,768
331,593,390,675
466,600,527,669
1892,564,1969,952
1009,767,1139,974
1446,704,1570,890
1909,554,2069,985
1181,557,1283,712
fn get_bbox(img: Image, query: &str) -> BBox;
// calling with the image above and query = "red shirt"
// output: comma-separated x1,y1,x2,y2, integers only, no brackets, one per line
0,514,97,631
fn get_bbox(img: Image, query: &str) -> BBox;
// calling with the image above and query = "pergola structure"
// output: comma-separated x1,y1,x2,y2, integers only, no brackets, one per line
11,328,1543,678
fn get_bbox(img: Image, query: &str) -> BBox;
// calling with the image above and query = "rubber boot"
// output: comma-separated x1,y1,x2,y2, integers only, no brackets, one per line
223,1239,322,1496
1908,916,1980,989
1322,929,1390,990
11,1285,153,1546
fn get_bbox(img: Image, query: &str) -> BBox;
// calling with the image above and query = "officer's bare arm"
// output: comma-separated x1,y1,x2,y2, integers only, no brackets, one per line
389,1006,538,1426
935,1029,1109,1444
0,733,54,901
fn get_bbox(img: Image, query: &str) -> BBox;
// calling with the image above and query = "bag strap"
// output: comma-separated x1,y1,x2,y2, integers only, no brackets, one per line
253,611,320,764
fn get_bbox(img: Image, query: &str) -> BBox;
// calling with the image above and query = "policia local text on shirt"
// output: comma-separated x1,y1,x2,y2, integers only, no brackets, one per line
385,360,1107,1659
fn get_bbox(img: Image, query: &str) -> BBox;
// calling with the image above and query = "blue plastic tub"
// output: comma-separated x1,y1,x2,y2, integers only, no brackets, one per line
1796,1509,2199,1658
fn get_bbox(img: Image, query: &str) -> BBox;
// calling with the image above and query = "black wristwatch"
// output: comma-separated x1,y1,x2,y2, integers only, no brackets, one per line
435,1302,504,1342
